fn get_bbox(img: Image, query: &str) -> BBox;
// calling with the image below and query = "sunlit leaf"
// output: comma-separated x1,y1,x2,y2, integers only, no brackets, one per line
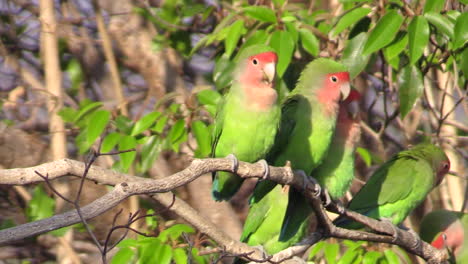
333,7,371,36
101,132,121,153
131,111,161,136
299,28,319,57
398,64,424,118
270,30,295,77
111,248,135,264
384,249,401,264
243,6,277,23
408,16,429,64
118,135,137,172
363,10,403,55
424,12,454,39
362,251,383,264
383,31,408,60
192,121,211,158
356,147,372,167
224,20,245,57
324,242,339,264
453,12,468,49
342,32,370,78
87,110,110,145
423,0,445,13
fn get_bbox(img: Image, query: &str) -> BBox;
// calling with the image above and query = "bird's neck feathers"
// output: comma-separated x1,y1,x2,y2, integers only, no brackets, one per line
336,111,361,149
232,81,278,111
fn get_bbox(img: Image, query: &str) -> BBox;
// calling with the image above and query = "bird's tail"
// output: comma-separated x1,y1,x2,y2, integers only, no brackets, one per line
211,171,244,201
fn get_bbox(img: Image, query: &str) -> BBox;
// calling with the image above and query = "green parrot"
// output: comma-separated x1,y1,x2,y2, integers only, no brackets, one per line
334,143,451,229
420,210,468,263
240,59,353,254
211,45,280,201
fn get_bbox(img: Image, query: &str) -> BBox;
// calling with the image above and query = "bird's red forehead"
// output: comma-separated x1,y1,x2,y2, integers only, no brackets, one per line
249,51,278,63
327,71,350,82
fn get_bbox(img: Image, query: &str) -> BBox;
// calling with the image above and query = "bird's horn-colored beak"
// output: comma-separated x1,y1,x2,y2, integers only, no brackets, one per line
340,82,351,101
263,62,276,83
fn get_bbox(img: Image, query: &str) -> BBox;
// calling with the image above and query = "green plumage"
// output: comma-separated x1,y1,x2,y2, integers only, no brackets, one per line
211,45,280,201
240,58,350,254
334,143,450,229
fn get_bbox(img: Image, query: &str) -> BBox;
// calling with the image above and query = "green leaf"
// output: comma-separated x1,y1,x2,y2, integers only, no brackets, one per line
156,244,172,264
424,12,454,39
27,185,55,222
423,0,445,13
285,22,299,44
241,30,269,49
192,121,211,158
308,241,326,260
191,248,207,264
213,54,235,90
196,89,221,107
356,147,372,167
299,28,319,57
460,46,468,79
337,247,359,264
115,115,134,135
169,119,186,143
270,30,295,77
363,251,384,264
363,10,404,55
342,32,370,78
453,12,468,49
324,242,339,264
116,238,139,248
131,111,161,136
159,224,195,242
152,115,168,134
383,31,408,60
407,16,429,64
384,249,401,264
101,132,121,153
243,6,277,23
398,64,424,118
224,20,245,57
111,248,135,264
139,238,161,263
118,135,137,172
58,107,78,123
333,8,372,36
87,110,110,145
66,58,83,93
73,101,103,124
173,248,188,264
140,136,162,173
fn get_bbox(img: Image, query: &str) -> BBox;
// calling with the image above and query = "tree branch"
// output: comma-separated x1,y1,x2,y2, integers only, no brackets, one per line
0,158,448,263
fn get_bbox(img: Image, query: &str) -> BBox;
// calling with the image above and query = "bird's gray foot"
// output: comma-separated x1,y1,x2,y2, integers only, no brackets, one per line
382,218,398,243
297,170,321,197
226,154,239,173
257,159,270,180
321,188,332,207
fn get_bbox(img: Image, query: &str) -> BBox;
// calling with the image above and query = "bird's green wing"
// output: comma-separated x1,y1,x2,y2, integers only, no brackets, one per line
210,95,226,159
266,94,300,163
240,180,279,242
348,154,419,212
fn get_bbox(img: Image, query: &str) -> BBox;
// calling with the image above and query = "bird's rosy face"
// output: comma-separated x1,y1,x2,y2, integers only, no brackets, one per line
244,51,278,87
436,159,451,185
325,72,351,101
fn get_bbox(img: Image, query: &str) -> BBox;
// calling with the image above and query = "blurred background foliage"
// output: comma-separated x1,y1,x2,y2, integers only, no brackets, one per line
0,0,466,263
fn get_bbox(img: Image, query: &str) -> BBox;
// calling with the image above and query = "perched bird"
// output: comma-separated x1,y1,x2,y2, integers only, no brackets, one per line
420,210,468,263
334,143,450,229
240,59,352,254
211,45,280,201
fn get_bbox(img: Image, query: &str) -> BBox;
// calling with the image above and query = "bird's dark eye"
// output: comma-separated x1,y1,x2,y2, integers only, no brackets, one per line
252,59,258,65
443,163,449,170
330,76,338,82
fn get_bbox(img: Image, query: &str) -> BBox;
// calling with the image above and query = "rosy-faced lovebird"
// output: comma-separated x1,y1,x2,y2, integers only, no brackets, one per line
239,59,352,254
334,143,450,229
211,45,280,201
313,89,361,200
420,210,468,263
